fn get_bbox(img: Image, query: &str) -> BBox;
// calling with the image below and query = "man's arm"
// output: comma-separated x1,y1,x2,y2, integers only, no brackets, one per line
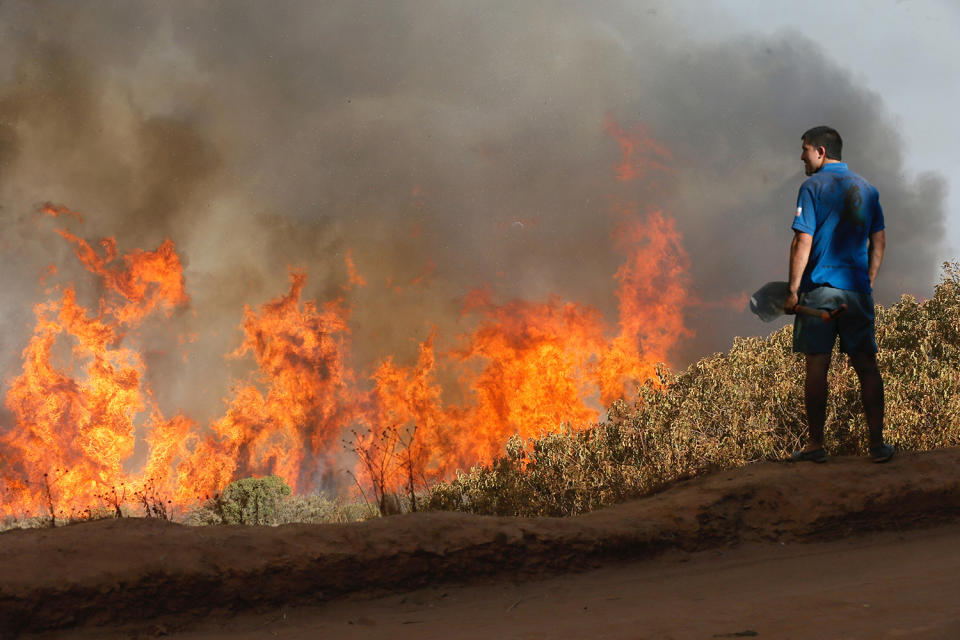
785,231,813,312
867,229,885,288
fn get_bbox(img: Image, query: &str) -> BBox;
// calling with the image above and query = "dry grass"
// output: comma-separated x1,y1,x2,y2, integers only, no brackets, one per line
426,262,960,516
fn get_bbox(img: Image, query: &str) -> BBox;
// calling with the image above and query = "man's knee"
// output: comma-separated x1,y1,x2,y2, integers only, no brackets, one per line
848,350,879,376
805,352,832,375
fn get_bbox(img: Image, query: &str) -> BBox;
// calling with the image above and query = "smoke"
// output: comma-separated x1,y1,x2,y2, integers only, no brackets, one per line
0,1,947,425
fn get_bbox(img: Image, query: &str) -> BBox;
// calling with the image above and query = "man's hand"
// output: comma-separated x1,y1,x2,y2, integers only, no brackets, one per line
784,290,799,315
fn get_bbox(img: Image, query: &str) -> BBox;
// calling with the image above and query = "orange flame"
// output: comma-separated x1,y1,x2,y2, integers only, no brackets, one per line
173,271,356,501
604,116,672,182
1,233,190,516
40,202,84,222
344,249,367,289
55,230,188,324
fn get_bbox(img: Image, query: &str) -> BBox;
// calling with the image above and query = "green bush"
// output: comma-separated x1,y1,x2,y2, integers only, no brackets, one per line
427,262,960,517
190,475,292,525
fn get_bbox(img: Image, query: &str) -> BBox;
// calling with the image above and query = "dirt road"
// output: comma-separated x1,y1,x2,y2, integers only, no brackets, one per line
7,447,960,639
37,523,960,640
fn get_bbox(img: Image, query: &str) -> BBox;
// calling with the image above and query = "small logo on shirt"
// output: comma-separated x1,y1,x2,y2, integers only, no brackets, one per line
795,206,802,217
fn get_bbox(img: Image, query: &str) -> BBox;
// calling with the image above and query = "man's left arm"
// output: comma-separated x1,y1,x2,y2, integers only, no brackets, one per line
785,231,813,313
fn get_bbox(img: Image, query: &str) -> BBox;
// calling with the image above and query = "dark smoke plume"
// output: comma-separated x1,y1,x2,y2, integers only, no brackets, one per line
0,1,946,426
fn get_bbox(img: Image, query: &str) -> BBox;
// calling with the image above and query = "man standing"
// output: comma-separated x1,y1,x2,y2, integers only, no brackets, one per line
785,126,893,463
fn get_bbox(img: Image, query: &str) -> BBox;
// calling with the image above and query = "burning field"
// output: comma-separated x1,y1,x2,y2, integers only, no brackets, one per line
0,122,698,518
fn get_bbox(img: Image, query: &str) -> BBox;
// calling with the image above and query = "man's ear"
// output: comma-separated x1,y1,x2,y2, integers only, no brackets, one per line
816,145,827,159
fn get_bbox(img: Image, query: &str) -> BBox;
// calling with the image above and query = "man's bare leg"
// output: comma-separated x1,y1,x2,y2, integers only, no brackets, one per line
848,350,885,447
803,352,832,450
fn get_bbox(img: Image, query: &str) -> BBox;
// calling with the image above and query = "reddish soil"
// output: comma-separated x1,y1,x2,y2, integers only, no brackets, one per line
3,447,960,639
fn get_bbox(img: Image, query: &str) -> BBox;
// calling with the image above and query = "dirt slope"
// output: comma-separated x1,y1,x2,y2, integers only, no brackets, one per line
145,522,960,640
2,447,959,638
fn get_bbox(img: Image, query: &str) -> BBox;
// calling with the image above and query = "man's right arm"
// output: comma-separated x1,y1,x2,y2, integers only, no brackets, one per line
785,230,813,313
868,229,885,288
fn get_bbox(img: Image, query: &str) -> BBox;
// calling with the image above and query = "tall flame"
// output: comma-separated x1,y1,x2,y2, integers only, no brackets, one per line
173,271,355,501
1,236,189,516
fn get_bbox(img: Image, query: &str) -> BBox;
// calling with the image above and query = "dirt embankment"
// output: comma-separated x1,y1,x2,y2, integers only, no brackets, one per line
2,447,959,638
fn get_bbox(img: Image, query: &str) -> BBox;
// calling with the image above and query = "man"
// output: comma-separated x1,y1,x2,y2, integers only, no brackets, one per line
785,125,893,463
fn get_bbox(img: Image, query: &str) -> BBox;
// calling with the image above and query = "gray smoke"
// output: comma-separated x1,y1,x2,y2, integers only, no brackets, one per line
0,1,947,429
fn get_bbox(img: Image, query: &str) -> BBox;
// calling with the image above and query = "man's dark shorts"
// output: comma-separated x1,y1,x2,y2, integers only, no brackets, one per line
793,286,878,355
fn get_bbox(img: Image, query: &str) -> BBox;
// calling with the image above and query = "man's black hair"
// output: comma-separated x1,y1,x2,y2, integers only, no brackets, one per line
801,126,842,160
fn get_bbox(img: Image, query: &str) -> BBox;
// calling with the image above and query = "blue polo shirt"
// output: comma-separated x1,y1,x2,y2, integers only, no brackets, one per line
792,162,884,294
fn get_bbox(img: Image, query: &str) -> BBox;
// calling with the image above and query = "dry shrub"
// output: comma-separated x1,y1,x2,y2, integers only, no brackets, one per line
428,262,960,517
184,484,378,526
275,493,379,524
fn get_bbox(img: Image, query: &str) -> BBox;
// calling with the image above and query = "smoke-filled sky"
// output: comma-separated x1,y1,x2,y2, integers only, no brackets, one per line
0,0,953,426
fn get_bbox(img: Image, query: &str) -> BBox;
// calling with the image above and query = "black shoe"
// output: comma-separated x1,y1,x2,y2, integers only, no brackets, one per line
789,448,827,463
870,443,895,463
